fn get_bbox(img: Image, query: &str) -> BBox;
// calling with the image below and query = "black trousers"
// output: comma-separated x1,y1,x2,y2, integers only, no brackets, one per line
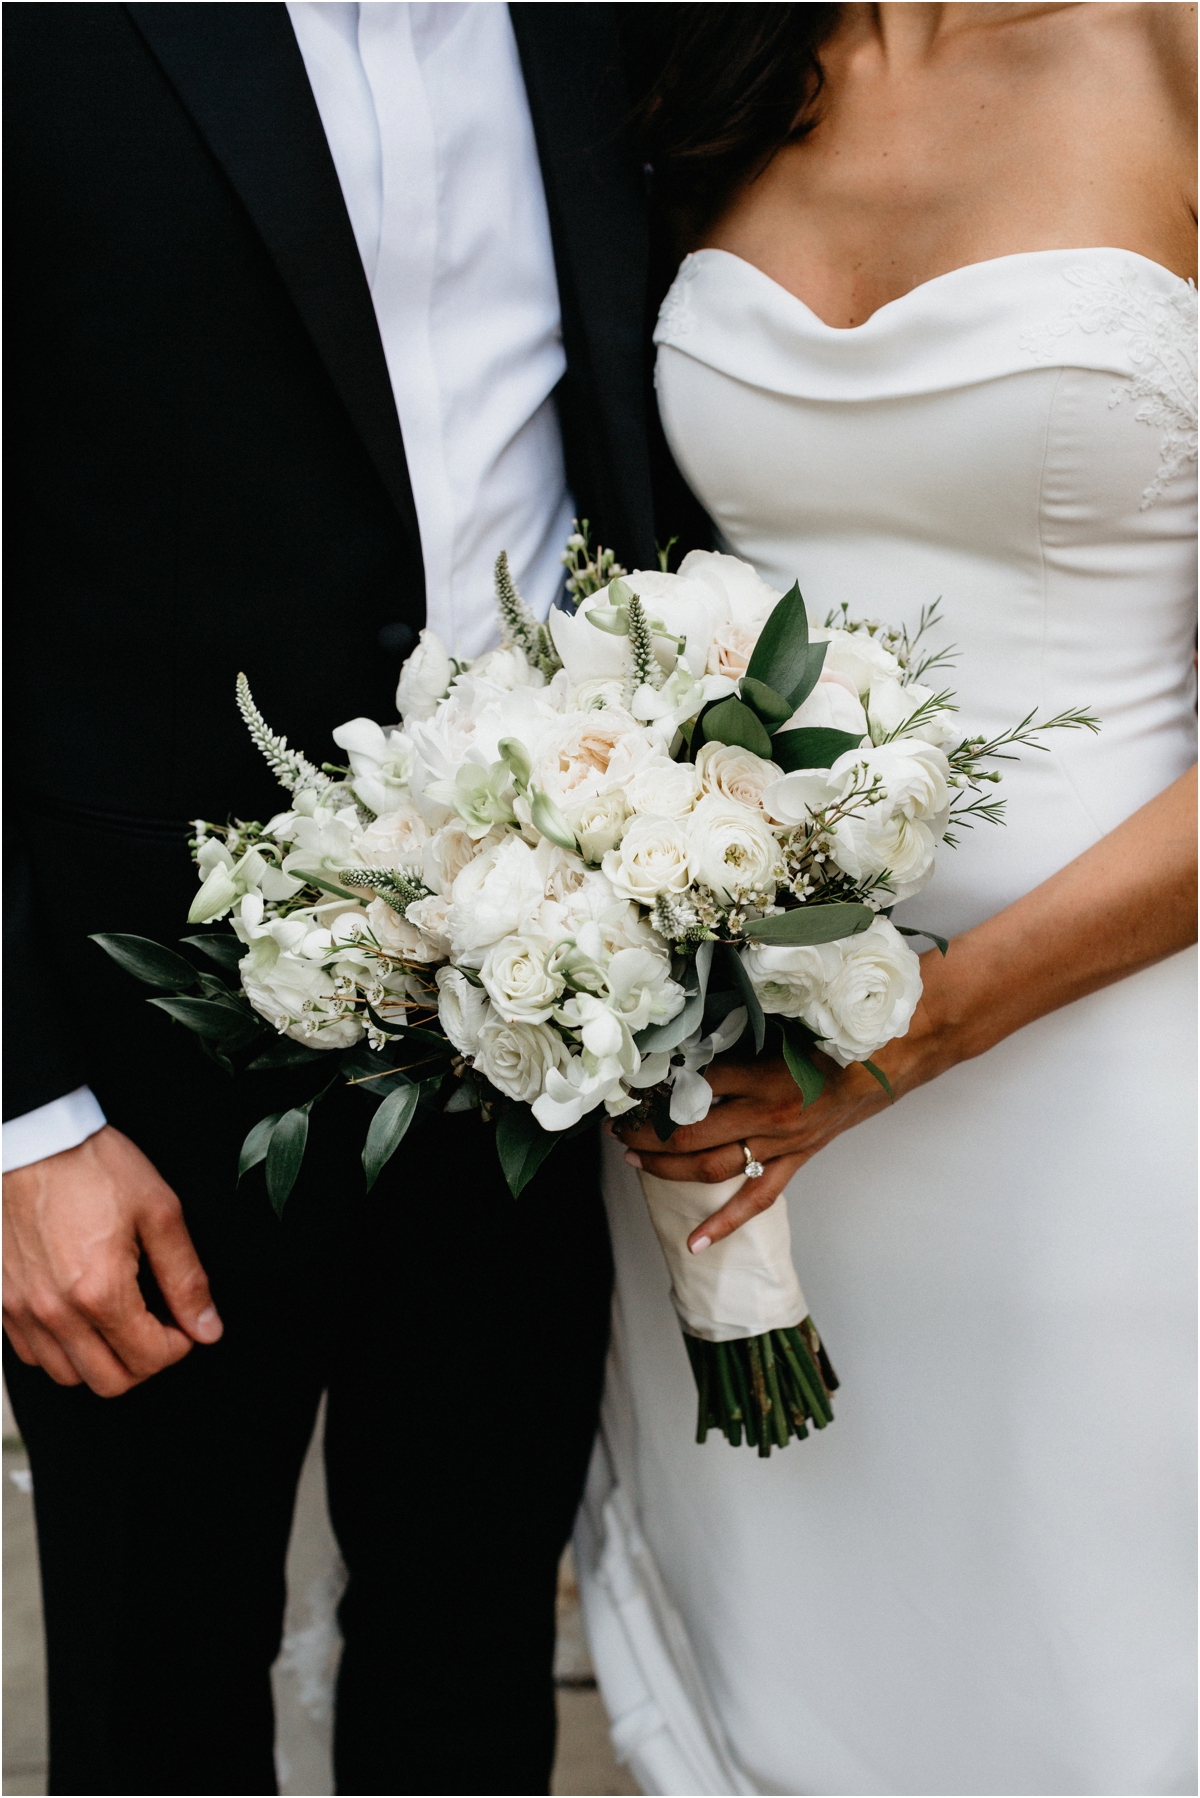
5,1101,612,1797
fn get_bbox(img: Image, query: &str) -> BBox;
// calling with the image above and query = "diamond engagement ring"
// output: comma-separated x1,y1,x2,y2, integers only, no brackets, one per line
742,1143,764,1179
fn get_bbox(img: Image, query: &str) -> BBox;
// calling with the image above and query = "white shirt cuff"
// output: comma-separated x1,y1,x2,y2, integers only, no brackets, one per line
3,1087,108,1173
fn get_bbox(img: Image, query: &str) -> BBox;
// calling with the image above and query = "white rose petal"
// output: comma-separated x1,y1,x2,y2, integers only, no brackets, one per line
695,741,782,812
436,966,491,1057
601,813,691,902
445,836,546,962
479,934,563,1024
867,676,958,748
622,756,699,819
473,1016,568,1105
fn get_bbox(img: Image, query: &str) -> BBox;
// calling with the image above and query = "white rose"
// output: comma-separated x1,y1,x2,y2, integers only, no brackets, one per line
806,916,922,1066
601,813,691,902
622,755,699,819
396,629,455,722
819,628,902,698
479,934,564,1024
436,966,491,1057
445,835,546,962
678,549,781,626
473,1015,568,1104
742,940,843,1020
705,620,760,679
866,676,958,748
355,801,429,868
364,895,440,962
695,741,782,811
685,794,780,902
564,792,627,864
783,677,869,738
827,811,939,903
829,740,951,823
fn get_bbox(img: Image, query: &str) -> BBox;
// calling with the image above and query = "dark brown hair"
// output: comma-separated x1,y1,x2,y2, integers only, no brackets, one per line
636,4,841,244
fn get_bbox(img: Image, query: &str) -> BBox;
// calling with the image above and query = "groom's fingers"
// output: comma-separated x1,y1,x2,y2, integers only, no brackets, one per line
688,1153,807,1252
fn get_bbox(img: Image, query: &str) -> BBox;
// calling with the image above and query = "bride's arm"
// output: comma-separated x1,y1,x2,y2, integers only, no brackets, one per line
617,762,1198,1251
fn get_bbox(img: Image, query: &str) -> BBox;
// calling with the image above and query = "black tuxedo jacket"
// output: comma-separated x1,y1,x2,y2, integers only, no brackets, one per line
5,2,682,1124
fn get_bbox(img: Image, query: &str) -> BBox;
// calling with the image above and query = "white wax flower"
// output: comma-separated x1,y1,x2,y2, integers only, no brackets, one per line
436,966,490,1057
695,741,781,812
479,934,564,1024
396,629,455,722
474,1016,568,1104
602,813,692,902
685,794,779,902
240,923,363,1049
805,917,922,1066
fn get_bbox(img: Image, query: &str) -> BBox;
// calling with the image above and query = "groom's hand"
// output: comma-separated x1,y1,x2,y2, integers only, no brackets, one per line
3,1126,222,1397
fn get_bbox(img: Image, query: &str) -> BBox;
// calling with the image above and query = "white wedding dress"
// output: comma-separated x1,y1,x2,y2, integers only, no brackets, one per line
576,248,1197,1798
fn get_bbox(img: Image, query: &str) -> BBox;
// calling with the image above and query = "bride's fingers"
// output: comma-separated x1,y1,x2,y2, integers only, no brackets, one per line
617,1098,791,1157
687,1153,807,1253
627,1137,749,1186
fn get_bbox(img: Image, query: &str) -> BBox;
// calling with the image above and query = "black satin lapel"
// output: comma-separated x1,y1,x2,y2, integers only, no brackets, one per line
126,2,421,549
509,3,657,567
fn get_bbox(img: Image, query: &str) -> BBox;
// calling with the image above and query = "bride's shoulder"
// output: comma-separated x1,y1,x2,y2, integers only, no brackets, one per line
1101,4,1196,114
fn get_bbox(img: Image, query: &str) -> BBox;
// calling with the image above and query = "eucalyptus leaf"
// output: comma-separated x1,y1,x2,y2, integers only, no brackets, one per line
894,924,950,956
739,677,793,732
721,943,765,1055
362,1081,419,1192
180,933,244,972
496,1104,560,1198
780,1022,825,1107
741,903,873,946
238,1112,283,1181
264,1106,310,1215
785,637,829,712
90,933,200,992
699,697,773,759
862,1058,894,1100
744,582,810,701
771,726,864,773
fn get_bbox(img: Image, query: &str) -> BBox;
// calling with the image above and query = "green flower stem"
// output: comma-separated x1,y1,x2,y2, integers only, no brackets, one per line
681,1319,838,1456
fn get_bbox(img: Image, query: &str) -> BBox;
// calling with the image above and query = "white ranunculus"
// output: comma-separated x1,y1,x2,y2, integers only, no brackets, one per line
685,794,780,902
396,629,455,722
445,835,546,963
760,769,836,827
678,549,781,626
829,740,951,823
355,801,429,868
436,966,491,1057
695,741,781,812
479,934,563,1024
742,940,844,1020
819,628,903,698
567,676,628,713
565,792,627,864
358,895,438,962
622,755,699,819
805,916,922,1066
473,1015,568,1104
331,717,414,817
705,620,760,679
866,676,958,748
783,676,869,738
602,813,691,902
827,810,939,903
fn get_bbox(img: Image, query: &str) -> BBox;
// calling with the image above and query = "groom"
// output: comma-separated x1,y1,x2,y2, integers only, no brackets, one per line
3,6,690,1793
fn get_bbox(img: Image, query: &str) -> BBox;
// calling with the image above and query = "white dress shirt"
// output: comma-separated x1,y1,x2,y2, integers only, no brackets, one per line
4,0,571,1172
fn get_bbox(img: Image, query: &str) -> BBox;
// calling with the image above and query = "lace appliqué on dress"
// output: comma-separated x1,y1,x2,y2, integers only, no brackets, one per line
1021,266,1198,509
657,255,701,341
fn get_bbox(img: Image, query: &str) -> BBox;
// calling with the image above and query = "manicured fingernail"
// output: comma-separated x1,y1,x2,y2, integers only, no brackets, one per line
624,1150,643,1170
689,1234,712,1255
195,1305,222,1342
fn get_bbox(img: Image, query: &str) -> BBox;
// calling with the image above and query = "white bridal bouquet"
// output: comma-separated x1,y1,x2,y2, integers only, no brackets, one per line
96,528,1095,1455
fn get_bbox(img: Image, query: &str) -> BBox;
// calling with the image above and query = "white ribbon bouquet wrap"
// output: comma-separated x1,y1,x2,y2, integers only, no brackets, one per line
94,529,1095,1457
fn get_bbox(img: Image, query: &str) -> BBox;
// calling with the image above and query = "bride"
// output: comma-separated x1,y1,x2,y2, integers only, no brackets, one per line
577,6,1197,1794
